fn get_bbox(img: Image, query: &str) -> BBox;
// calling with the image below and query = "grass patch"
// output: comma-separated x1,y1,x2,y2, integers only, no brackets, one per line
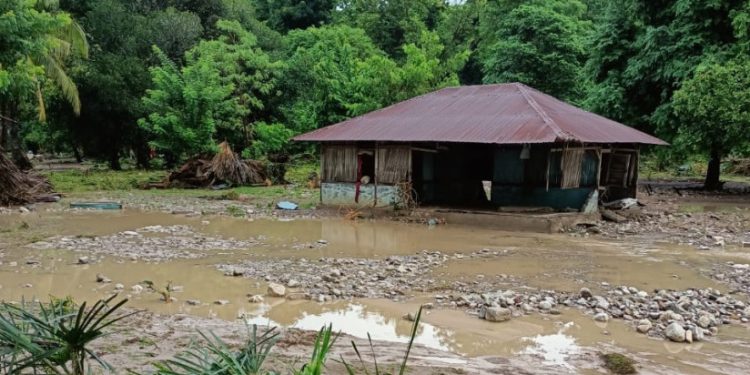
45,161,319,194
45,169,166,193
226,205,246,217
601,353,637,374
639,153,750,183
285,160,318,185
44,162,321,209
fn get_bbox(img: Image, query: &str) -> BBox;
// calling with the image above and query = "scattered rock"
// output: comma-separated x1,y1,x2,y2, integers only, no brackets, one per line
579,287,593,299
636,319,652,333
665,322,686,342
594,312,610,322
404,312,416,322
697,315,712,328
593,295,610,309
96,273,111,283
186,299,201,306
249,295,264,303
484,307,512,322
131,285,144,293
213,300,230,305
77,256,90,264
691,326,705,342
267,282,286,297
114,283,124,290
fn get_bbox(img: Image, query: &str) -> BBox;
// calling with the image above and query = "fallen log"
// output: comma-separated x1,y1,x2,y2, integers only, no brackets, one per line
601,209,627,223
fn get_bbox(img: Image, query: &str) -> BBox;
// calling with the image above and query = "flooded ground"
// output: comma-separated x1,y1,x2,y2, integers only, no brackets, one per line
1,201,750,374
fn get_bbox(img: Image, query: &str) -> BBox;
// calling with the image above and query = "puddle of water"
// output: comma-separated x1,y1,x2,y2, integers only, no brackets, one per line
3,209,750,373
0,255,264,320
246,302,453,352
432,243,726,292
521,322,580,368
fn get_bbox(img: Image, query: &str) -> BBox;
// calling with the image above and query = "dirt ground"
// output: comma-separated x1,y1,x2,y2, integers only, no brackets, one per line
1,180,750,374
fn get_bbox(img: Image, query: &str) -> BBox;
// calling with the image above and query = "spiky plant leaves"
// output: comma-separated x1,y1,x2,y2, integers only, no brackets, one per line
0,294,132,375
154,324,279,375
297,324,337,375
340,307,423,375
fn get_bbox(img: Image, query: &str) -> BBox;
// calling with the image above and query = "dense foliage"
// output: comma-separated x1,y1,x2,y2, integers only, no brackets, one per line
2,0,749,187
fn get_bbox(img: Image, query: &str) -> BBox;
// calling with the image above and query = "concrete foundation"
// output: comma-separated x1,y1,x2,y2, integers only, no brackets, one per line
321,183,401,207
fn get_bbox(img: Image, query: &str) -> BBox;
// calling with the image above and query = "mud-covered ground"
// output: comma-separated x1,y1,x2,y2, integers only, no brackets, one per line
1,181,750,374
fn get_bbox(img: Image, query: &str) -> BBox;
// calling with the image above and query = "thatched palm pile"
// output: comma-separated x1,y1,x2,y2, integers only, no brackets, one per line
0,150,53,205
166,142,268,188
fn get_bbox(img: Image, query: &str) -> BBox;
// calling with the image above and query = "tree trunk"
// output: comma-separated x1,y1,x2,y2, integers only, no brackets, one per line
72,145,83,163
11,148,33,171
109,149,121,170
704,148,722,191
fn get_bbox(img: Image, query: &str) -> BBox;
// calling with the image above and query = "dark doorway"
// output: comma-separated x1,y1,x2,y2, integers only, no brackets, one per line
358,151,374,183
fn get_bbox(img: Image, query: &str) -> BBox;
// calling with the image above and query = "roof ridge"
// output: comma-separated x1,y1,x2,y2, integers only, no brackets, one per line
514,83,574,142
293,86,454,141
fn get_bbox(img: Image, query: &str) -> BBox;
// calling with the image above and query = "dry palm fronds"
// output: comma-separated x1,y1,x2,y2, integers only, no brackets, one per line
726,158,750,176
0,149,54,205
165,143,268,188
343,208,362,221
210,142,264,185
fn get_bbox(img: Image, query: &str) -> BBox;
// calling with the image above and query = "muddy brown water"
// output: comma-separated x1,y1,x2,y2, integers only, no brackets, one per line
1,208,750,373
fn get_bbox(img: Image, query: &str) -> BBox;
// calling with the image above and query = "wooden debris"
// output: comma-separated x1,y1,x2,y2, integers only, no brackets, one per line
0,149,54,205
164,142,268,188
601,209,627,223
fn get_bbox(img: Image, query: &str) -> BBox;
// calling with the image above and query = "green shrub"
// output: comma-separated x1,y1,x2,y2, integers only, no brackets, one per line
601,352,637,374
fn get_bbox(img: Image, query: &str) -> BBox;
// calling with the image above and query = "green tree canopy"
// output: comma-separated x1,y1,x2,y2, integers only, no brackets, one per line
586,0,746,134
672,58,750,189
139,20,282,162
335,0,445,59
139,46,232,161
479,0,590,101
280,24,462,134
254,0,336,33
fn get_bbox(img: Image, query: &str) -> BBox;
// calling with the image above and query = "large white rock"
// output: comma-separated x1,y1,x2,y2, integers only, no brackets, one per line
267,282,286,297
665,322,686,342
636,319,652,333
484,307,512,322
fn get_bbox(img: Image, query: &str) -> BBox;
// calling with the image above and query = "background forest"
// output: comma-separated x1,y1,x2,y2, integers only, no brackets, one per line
2,0,750,189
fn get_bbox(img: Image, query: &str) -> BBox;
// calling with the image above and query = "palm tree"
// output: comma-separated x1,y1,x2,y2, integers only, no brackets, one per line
31,0,89,121
0,0,88,169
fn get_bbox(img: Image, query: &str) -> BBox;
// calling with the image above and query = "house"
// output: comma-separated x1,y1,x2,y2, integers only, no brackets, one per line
293,83,667,211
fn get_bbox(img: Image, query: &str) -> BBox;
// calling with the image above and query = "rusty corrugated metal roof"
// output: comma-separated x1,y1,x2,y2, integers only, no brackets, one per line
293,83,668,145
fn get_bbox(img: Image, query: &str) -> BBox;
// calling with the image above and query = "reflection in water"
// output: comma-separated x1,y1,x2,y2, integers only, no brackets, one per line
245,303,453,353
4,210,750,373
520,322,580,368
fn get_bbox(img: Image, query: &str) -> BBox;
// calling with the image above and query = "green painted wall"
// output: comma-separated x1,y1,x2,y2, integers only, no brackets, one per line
490,186,594,210
491,147,598,210
320,183,400,207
